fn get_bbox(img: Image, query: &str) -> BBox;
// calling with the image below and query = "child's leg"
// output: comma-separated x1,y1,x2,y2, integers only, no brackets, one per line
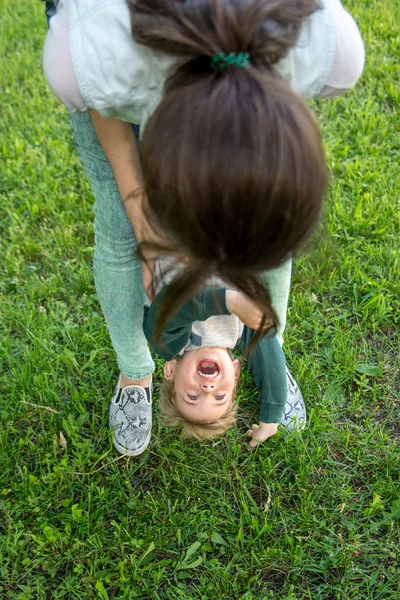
69,112,154,380
261,258,292,345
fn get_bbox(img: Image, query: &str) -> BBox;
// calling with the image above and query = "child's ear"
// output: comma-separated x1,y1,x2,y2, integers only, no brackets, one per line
164,360,177,379
232,358,241,379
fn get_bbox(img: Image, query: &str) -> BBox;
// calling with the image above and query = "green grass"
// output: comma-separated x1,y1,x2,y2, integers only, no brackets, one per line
0,1,399,598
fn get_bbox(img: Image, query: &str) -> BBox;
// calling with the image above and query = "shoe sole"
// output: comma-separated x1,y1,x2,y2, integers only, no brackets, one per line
113,427,152,457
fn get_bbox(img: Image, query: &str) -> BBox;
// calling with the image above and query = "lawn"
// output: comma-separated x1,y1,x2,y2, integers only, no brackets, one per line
0,1,399,598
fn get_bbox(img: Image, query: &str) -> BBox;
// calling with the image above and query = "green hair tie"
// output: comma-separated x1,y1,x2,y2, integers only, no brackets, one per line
211,52,251,71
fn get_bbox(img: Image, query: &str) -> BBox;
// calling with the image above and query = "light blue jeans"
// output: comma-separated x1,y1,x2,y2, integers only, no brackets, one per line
68,112,292,379
69,113,153,379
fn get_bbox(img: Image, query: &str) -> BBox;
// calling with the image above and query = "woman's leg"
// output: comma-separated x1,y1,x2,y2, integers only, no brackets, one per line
68,113,154,456
69,112,154,380
262,258,306,427
262,258,292,345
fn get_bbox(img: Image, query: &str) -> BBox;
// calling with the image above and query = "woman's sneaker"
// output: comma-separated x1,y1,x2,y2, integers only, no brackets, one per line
109,376,152,456
281,368,307,430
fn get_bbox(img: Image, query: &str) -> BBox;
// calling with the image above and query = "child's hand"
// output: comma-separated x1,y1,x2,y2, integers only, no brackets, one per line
226,290,272,331
247,422,278,449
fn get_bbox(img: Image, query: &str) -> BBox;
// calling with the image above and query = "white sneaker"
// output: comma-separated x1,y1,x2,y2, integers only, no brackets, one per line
109,376,152,456
281,368,307,430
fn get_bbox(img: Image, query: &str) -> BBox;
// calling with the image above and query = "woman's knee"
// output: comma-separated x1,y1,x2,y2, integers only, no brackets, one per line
94,229,139,268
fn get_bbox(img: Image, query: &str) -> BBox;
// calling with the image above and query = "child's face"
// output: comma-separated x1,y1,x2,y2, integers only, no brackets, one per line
164,348,240,423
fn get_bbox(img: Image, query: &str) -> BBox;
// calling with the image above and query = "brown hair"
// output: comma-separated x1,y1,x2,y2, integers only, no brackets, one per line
128,0,328,346
159,377,238,440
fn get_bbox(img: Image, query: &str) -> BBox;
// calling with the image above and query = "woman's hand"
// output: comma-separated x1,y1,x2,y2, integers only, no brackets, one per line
122,191,159,300
226,290,272,331
247,422,279,449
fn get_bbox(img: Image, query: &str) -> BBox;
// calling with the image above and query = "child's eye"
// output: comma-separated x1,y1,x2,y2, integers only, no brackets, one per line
215,394,226,401
187,394,199,401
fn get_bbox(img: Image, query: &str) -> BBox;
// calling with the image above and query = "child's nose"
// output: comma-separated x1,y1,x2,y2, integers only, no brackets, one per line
200,382,215,390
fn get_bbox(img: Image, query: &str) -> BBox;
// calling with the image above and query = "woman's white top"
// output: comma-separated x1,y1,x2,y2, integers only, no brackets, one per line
43,0,365,129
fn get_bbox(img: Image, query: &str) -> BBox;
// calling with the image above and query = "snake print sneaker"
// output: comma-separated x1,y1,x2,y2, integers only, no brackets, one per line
281,368,307,430
109,376,152,456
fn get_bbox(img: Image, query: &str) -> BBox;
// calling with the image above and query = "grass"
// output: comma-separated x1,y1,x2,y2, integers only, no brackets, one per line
0,0,399,598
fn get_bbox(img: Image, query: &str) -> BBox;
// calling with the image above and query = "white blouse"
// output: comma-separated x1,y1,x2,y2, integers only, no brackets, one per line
43,0,365,117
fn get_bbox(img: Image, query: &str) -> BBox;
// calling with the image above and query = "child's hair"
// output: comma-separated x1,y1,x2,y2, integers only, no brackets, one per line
159,378,238,440
128,0,328,345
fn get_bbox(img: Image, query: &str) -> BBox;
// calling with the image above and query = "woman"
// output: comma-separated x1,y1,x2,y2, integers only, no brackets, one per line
43,0,364,455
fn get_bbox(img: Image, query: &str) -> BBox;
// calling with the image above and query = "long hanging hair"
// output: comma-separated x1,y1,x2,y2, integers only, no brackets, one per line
128,0,328,348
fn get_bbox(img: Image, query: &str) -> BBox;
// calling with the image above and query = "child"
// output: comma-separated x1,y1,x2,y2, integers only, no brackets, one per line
143,258,306,448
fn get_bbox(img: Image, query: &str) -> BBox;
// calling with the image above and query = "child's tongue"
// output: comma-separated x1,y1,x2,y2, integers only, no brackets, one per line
198,360,219,377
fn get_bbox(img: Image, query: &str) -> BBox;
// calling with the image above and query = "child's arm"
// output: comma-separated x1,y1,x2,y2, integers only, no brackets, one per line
143,285,229,361
225,290,273,332
237,329,287,448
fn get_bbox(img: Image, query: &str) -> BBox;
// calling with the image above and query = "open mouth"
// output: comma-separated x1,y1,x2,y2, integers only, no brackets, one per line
197,359,220,379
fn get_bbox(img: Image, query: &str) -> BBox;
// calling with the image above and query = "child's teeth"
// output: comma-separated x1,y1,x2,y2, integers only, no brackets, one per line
197,369,218,378
197,360,219,378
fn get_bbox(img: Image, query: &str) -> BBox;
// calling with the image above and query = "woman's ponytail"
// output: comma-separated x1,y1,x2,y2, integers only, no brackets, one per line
128,0,319,69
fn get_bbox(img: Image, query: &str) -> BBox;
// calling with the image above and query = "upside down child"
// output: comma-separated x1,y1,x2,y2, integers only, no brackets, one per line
142,258,306,448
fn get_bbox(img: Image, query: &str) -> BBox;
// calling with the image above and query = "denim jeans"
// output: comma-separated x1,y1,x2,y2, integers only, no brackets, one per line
262,258,292,346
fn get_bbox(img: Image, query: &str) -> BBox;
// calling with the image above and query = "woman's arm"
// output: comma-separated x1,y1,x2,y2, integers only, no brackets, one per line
90,111,162,297
90,111,145,236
